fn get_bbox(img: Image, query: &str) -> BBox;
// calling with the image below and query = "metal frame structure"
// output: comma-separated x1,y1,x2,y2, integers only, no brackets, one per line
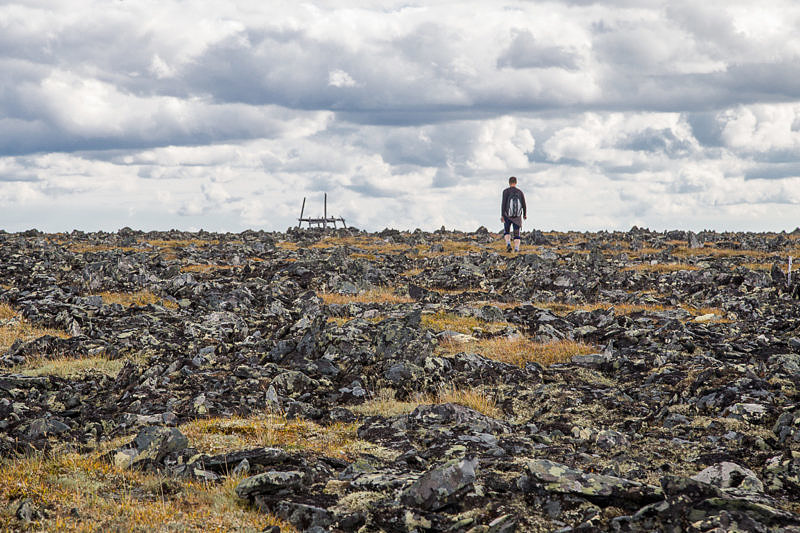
297,193,347,229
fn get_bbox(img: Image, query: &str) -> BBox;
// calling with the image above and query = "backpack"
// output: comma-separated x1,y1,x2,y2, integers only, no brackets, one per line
508,190,523,217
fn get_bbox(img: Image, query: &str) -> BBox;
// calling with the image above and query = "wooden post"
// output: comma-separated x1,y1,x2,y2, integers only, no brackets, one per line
298,197,306,228
323,193,328,230
790,256,793,286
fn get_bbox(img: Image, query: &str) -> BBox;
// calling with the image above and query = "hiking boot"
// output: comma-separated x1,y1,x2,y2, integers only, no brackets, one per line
506,243,512,252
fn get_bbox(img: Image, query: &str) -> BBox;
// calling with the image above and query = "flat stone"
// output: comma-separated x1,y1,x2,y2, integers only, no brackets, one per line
522,459,662,506
235,470,305,499
399,458,477,511
691,462,764,493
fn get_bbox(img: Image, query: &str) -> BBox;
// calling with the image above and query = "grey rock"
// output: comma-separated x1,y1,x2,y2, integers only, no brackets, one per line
3,227,800,531
235,470,305,499
113,426,188,469
774,411,800,445
26,417,70,439
596,429,629,450
16,498,45,523
191,447,289,473
272,370,316,396
688,231,703,249
399,457,478,511
520,459,662,507
571,353,609,366
275,501,333,531
691,461,764,493
232,458,250,476
724,402,767,423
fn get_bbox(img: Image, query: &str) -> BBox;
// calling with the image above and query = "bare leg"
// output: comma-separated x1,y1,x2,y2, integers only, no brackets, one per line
504,234,511,246
514,238,521,252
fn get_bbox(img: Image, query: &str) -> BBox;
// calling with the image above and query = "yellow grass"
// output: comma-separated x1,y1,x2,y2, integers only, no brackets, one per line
318,288,414,305
0,450,295,533
0,304,70,352
420,241,483,256
627,247,663,257
95,290,179,309
351,389,426,417
11,355,128,378
421,311,509,334
531,301,668,315
434,237,544,257
486,239,513,253
310,236,409,254
534,300,685,315
530,300,730,322
673,246,773,259
737,262,772,271
680,305,731,322
556,248,591,255
326,316,352,326
143,239,218,248
349,252,380,261
622,263,700,273
181,264,237,273
66,243,138,253
275,241,299,250
0,303,14,320
159,250,179,261
436,384,501,418
352,386,501,419
428,288,479,296
438,336,597,367
181,412,363,460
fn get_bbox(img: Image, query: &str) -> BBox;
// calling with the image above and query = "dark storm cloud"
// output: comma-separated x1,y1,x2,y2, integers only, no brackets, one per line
721,61,800,101
618,128,695,157
432,166,460,188
179,29,337,108
346,175,398,197
686,112,726,147
5,0,800,158
745,162,800,180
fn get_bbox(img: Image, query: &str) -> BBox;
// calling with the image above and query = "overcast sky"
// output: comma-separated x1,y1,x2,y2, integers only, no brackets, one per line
1,0,799,233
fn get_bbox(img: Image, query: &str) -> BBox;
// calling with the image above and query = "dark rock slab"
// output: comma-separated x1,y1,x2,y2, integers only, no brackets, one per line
399,457,478,511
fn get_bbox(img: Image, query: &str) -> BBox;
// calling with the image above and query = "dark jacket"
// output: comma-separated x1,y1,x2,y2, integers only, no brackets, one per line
501,186,527,218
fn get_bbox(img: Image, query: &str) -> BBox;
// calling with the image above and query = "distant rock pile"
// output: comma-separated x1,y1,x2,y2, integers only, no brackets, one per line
1,226,800,531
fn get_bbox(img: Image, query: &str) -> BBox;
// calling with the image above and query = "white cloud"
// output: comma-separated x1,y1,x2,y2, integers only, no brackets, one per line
0,0,799,233
719,103,800,153
149,55,175,79
328,69,358,88
470,116,535,170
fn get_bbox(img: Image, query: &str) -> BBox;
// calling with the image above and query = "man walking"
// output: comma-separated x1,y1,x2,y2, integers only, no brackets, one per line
501,176,527,252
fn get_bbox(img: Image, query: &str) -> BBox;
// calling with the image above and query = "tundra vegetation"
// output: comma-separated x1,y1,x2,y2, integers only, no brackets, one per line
1,226,799,531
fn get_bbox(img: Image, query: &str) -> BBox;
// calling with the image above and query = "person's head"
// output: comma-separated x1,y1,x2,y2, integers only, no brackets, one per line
508,176,517,186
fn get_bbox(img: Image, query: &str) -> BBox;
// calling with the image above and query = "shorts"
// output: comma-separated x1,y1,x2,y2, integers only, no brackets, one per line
503,216,522,239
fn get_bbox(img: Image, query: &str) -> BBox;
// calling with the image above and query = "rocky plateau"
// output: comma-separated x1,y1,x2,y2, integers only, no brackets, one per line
1,226,800,532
